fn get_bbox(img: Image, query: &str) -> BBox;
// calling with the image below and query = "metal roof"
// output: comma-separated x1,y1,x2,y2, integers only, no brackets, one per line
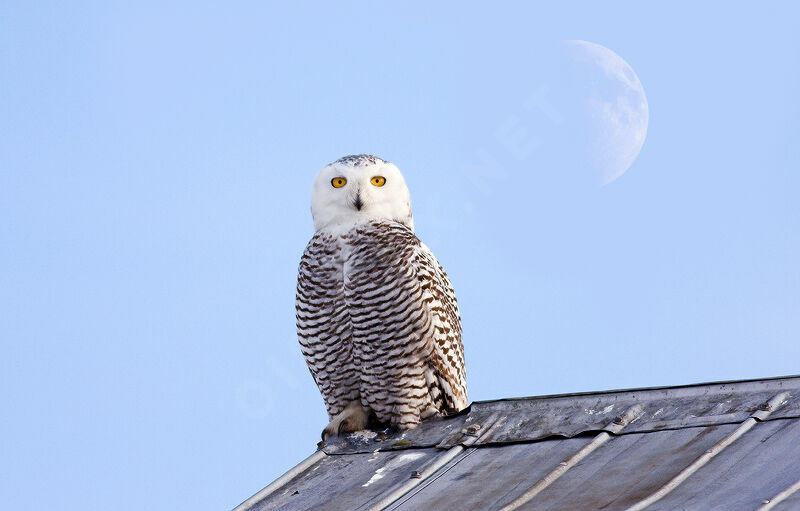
234,376,800,511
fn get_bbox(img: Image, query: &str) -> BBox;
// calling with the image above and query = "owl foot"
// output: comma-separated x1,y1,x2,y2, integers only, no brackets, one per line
322,401,370,441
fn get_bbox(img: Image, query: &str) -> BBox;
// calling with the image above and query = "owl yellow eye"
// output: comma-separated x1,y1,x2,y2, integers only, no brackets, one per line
371,176,386,187
331,177,347,188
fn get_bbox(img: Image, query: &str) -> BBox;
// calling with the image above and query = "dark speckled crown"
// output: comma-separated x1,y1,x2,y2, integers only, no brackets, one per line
331,154,387,167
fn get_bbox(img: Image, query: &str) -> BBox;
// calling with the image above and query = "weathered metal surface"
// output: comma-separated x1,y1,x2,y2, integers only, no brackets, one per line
646,419,800,511
249,448,441,511
515,425,740,510
390,438,594,511
314,419,800,511
322,376,800,454
233,451,326,511
236,376,800,511
321,411,469,454
438,379,800,448
624,392,791,511
365,412,504,511
499,404,645,511
773,487,800,511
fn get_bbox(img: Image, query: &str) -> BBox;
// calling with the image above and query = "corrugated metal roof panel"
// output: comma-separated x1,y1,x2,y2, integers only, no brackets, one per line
515,425,739,510
252,448,442,511
390,438,594,510
323,376,800,455
645,419,800,511
766,481,800,510
236,375,800,511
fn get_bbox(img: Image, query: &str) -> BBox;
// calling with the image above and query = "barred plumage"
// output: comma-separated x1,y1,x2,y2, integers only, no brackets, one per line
296,155,467,438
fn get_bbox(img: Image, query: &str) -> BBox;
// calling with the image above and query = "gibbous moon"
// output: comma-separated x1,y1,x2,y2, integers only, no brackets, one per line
566,40,649,184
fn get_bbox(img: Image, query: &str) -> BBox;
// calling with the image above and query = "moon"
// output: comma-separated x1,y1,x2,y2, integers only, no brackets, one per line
565,40,649,185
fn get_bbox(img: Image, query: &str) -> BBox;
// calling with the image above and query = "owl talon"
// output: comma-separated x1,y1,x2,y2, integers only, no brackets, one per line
321,400,370,440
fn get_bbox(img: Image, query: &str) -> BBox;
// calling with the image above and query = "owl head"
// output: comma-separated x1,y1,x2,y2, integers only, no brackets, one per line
310,155,414,232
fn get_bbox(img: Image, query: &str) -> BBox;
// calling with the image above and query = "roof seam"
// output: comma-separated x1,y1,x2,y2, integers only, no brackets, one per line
232,450,327,511
365,412,503,511
384,447,479,511
321,413,800,457
758,477,800,510
473,374,800,404
623,391,791,511
498,404,644,511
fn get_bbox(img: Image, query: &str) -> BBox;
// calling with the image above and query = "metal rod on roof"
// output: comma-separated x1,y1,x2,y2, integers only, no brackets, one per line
368,444,468,511
623,391,791,511
757,477,800,510
367,413,502,511
231,450,327,511
498,404,645,511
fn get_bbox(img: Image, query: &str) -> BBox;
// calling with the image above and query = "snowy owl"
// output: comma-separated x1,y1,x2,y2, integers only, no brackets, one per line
296,154,467,440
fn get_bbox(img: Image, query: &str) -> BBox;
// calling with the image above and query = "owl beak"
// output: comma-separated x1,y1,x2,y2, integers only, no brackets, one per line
353,192,363,211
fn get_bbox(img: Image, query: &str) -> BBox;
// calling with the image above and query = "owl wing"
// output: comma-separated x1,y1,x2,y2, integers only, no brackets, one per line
346,222,467,428
418,240,468,411
296,232,360,419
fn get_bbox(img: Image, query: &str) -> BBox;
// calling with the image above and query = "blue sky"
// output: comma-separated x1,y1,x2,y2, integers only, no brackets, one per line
1,2,798,510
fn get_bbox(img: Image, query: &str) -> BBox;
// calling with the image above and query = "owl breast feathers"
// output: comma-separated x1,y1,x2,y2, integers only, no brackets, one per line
296,155,467,437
